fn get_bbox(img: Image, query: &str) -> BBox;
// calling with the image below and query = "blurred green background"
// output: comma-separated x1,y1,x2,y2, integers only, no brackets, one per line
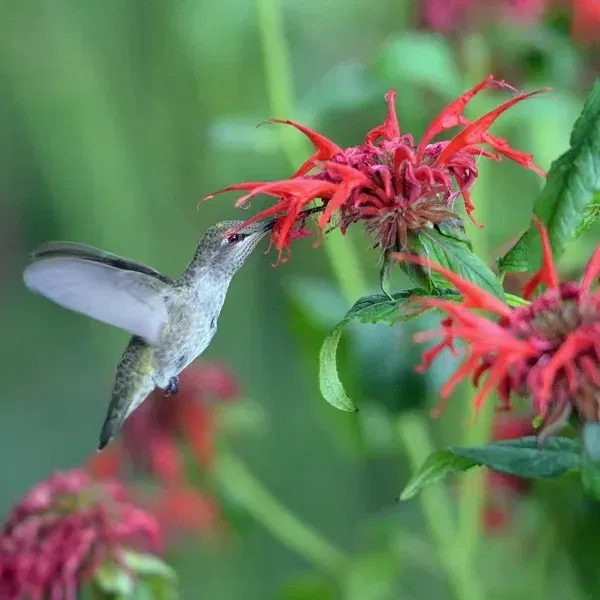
1,0,600,598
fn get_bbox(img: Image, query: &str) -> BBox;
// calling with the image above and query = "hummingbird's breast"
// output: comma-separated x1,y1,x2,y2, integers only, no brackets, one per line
151,286,225,386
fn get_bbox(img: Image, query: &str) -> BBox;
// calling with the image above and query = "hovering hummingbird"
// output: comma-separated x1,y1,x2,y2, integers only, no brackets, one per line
23,219,274,451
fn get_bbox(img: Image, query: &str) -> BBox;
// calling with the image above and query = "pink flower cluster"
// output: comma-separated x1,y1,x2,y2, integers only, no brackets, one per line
0,470,160,600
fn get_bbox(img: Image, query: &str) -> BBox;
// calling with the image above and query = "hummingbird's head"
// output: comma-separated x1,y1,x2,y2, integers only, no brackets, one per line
195,218,275,274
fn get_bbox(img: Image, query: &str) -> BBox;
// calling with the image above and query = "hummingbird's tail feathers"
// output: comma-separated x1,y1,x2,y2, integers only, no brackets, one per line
23,257,173,344
97,368,156,452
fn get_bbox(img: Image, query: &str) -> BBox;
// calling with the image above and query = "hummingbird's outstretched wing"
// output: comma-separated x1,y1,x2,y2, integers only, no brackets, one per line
23,242,175,344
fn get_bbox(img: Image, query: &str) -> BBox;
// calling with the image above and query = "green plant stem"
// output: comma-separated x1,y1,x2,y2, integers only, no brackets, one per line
395,414,484,600
255,0,368,304
214,450,347,575
457,39,495,571
255,3,482,597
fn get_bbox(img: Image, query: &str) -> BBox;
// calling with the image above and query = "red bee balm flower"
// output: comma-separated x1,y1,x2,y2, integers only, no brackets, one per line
0,470,160,600
206,76,546,261
396,218,600,441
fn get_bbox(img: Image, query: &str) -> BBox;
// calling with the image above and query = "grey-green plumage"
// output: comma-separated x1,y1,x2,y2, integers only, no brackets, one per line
23,219,274,450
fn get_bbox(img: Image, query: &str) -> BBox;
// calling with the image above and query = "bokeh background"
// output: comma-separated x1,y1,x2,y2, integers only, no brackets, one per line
1,0,600,598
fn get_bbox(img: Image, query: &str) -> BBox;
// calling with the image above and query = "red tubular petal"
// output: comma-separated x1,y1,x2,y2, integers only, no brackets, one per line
202,181,273,202
538,332,587,413
365,89,400,143
482,133,546,177
470,357,513,417
317,162,373,226
439,354,482,403
394,252,512,317
459,188,482,226
580,245,600,296
433,89,549,169
522,216,559,298
417,75,496,160
268,119,343,177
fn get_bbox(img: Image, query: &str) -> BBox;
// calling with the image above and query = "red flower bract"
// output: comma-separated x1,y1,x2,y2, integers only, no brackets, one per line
0,470,160,600
396,218,600,441
205,75,546,262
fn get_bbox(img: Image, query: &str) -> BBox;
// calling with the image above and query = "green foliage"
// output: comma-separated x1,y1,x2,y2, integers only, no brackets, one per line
404,227,505,299
92,552,178,600
500,78,600,272
581,423,600,500
319,289,460,412
400,436,581,500
371,32,462,99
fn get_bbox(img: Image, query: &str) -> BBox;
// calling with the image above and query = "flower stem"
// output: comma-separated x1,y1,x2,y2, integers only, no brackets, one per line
214,450,347,575
395,413,484,600
457,36,495,571
255,0,368,303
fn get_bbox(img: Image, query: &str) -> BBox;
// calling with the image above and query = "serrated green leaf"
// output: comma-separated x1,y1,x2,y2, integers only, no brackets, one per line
371,33,462,99
574,190,600,239
318,288,460,412
500,79,600,272
451,436,580,478
399,436,580,500
403,228,505,299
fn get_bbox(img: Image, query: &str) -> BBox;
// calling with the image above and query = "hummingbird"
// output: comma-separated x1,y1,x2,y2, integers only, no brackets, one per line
22,219,274,451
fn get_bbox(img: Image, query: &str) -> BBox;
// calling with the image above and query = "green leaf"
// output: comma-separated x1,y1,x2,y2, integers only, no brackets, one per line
120,551,176,582
94,563,135,597
399,449,476,501
574,190,600,239
403,227,505,299
371,33,462,99
581,423,600,500
500,78,600,272
318,288,460,412
399,436,580,500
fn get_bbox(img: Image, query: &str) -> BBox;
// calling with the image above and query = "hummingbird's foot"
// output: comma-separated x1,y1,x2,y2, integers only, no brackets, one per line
163,376,179,396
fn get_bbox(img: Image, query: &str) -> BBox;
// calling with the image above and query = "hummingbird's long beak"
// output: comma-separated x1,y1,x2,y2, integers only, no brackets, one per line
258,205,324,233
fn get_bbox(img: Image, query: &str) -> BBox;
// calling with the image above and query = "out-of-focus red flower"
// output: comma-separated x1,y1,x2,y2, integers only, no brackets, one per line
397,218,600,441
0,470,160,600
484,414,536,533
571,0,600,43
87,362,239,537
421,0,548,32
89,362,239,484
150,485,220,536
205,76,546,263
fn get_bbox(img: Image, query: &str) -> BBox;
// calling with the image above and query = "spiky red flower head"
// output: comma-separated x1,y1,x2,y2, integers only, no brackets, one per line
206,76,546,262
396,218,600,441
0,470,160,600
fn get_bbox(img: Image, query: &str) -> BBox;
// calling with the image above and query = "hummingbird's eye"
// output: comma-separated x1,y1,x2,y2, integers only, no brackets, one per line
226,233,241,244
